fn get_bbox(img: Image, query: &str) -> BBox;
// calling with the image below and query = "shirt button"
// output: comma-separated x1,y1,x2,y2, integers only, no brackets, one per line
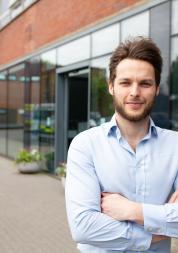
139,246,146,250
131,245,136,250
147,226,153,232
156,228,162,233
138,189,145,195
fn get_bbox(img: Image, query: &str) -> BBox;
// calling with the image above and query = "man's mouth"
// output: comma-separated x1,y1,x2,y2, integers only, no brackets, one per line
125,101,144,109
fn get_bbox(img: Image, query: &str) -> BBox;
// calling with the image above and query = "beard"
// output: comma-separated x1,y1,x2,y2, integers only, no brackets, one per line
113,94,156,122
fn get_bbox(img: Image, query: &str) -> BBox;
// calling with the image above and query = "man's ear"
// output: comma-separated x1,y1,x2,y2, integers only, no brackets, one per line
108,82,114,95
156,85,160,96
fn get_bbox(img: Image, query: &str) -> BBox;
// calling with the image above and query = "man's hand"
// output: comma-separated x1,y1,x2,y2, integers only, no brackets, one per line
152,235,168,243
168,188,178,203
151,189,178,244
101,192,168,244
101,192,143,224
101,189,178,244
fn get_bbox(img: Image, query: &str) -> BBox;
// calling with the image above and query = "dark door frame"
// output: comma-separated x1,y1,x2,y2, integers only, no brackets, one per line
55,61,90,167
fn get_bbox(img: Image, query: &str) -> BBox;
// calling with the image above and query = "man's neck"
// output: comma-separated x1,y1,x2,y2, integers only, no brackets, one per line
115,113,150,151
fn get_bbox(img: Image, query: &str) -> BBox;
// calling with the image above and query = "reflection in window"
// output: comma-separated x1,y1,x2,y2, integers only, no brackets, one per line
0,0,9,14
24,57,41,150
57,36,90,66
91,24,120,57
40,69,55,172
171,36,178,131
7,64,25,158
90,56,114,127
172,0,178,35
121,11,149,41
0,71,7,155
41,49,56,72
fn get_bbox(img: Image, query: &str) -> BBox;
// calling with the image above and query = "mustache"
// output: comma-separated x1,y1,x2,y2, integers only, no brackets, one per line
125,100,144,103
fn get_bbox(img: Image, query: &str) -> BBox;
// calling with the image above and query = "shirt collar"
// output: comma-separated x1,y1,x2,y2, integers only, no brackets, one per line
105,114,158,138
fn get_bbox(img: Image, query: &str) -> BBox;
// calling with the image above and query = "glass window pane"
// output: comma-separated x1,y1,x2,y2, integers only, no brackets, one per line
0,0,10,14
57,36,90,66
41,49,56,72
91,24,120,57
171,36,178,62
24,57,41,150
170,36,178,130
90,56,114,126
7,64,25,158
172,0,178,35
121,11,149,41
40,70,55,172
0,71,7,155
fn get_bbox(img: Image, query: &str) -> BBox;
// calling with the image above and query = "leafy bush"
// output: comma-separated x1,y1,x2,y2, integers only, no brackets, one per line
55,162,66,177
15,149,44,163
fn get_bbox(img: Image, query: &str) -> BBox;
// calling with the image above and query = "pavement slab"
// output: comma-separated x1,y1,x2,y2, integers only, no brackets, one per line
0,157,79,253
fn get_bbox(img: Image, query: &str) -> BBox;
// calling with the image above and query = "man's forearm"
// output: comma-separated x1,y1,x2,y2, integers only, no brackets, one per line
101,193,169,244
101,192,144,223
127,202,144,225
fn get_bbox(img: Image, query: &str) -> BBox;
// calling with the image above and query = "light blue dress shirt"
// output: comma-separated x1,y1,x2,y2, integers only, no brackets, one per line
65,115,178,252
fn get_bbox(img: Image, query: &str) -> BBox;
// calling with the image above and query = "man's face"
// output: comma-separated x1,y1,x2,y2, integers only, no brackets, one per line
109,58,159,122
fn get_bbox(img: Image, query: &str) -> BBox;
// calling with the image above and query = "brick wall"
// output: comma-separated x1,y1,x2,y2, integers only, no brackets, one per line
0,0,144,66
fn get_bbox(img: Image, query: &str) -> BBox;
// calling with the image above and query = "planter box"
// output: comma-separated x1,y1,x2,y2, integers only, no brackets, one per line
17,161,42,173
61,177,66,188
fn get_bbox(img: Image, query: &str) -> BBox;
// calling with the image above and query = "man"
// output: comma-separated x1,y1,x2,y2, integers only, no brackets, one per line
65,36,178,253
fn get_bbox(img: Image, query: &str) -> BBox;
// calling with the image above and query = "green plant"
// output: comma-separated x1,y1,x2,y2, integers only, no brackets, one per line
55,162,67,177
15,149,44,164
44,151,54,161
44,151,55,173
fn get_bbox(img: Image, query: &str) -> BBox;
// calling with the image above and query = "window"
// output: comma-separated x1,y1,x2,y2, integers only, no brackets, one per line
90,56,113,126
170,36,178,130
0,71,7,155
57,36,90,66
121,11,149,41
91,24,120,57
172,0,178,35
7,64,25,158
41,49,56,72
24,57,41,150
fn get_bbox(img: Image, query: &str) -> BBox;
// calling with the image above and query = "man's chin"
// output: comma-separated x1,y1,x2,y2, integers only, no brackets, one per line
119,111,148,122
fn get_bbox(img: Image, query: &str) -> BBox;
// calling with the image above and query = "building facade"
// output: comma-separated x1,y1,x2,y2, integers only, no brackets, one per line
0,0,177,171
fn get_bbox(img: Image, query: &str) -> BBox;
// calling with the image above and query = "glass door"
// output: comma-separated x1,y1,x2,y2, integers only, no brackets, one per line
67,68,89,148
56,67,89,164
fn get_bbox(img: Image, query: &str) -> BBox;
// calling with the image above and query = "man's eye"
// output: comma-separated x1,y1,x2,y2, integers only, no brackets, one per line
141,83,152,87
119,82,130,86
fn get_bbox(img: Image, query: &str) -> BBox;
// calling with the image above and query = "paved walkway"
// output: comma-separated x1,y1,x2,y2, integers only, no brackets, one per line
0,156,178,253
0,156,79,253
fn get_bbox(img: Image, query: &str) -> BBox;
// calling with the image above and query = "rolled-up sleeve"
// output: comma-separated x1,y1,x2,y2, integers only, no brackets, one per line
65,133,152,251
143,202,178,237
143,173,178,238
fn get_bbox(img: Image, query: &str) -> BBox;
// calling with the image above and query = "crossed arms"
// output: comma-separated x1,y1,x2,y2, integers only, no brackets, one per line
101,190,178,243
65,135,178,251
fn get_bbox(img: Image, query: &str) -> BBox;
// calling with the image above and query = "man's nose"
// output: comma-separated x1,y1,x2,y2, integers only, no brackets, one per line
130,83,140,97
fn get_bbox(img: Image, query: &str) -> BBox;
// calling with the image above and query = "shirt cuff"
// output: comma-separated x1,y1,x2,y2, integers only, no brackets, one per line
143,203,167,235
127,223,152,251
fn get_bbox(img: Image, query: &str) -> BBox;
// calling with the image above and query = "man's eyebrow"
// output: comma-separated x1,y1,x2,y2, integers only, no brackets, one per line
117,78,155,83
140,79,155,83
117,78,130,81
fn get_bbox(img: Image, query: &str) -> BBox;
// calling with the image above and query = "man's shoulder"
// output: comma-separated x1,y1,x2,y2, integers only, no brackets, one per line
156,126,178,139
71,122,109,145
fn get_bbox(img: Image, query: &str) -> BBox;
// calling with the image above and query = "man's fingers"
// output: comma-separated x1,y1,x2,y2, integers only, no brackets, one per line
152,235,168,243
101,192,112,197
168,189,178,203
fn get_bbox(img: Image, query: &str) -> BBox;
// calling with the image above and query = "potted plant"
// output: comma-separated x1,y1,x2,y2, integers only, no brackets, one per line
55,162,66,187
15,149,44,173
44,151,55,173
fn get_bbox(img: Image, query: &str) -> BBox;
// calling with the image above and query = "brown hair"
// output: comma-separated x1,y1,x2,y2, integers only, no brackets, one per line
109,36,163,86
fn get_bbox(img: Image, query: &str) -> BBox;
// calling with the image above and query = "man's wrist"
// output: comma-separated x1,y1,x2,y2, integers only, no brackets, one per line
128,202,144,225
